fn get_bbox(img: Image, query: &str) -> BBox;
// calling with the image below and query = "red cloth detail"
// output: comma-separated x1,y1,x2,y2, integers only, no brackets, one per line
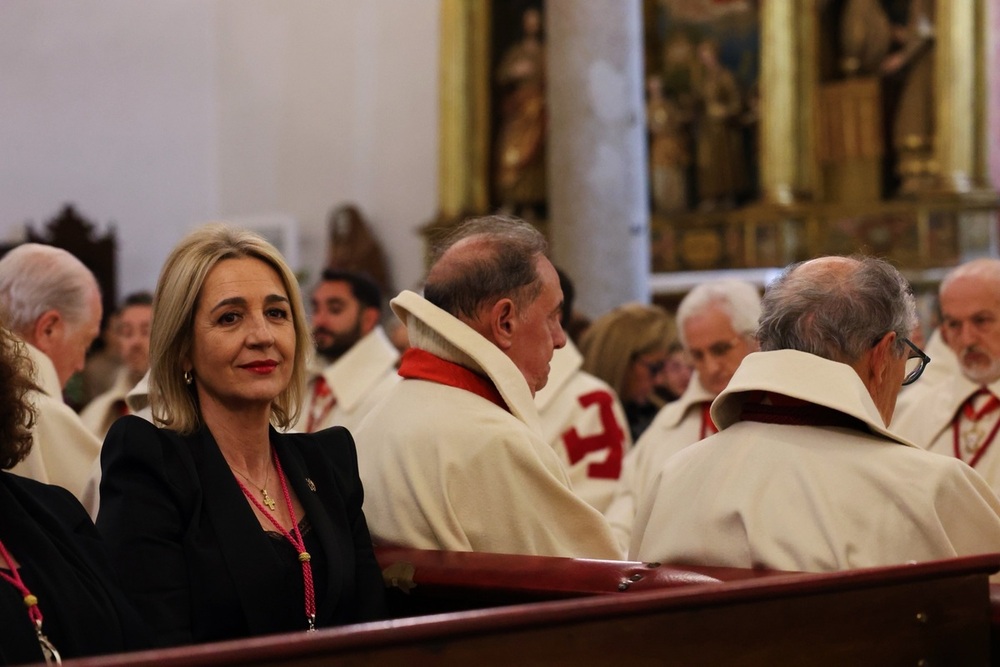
737,392,869,433
562,390,626,479
951,388,1000,467
305,376,337,432
700,402,718,439
961,388,1000,422
313,375,332,400
398,348,509,413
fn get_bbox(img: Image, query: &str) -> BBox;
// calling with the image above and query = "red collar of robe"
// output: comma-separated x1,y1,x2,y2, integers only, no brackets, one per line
397,348,510,413
737,390,868,433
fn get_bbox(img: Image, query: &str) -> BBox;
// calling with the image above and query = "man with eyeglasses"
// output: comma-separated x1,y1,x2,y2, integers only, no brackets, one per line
894,259,1000,491
630,256,1000,572
604,279,760,549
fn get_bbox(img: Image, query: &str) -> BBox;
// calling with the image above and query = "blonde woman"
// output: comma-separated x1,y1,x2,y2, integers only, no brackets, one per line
97,224,385,647
579,303,677,442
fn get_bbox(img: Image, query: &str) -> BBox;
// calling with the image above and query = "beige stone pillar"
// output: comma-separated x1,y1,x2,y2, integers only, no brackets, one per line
759,0,816,204
546,0,649,317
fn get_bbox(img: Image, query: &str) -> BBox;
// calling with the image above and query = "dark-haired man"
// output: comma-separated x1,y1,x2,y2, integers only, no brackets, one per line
81,292,154,440
290,269,399,433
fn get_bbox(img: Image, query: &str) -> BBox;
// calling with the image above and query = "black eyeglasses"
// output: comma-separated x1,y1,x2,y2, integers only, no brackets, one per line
901,337,930,386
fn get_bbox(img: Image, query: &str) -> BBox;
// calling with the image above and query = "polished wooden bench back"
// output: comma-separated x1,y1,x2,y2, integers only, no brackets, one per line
63,554,1000,666
375,544,782,615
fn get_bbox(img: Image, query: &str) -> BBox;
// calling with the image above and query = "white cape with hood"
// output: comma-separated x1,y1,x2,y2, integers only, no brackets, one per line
355,291,621,559
630,350,1000,574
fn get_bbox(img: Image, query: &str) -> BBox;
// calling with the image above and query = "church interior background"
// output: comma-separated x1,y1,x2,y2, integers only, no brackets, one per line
434,0,1000,327
2,0,998,330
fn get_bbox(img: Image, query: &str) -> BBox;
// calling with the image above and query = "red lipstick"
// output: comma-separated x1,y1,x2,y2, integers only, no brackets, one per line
241,360,278,374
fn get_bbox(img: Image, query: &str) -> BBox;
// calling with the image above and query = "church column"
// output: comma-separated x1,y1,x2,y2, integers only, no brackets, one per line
758,0,816,205
436,0,491,218
979,0,999,191
935,0,975,193
546,0,649,317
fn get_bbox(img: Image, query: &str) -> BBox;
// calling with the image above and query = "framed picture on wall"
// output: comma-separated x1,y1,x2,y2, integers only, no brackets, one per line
208,214,300,272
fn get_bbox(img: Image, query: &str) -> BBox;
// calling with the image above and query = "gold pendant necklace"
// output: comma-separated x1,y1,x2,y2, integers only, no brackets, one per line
231,464,275,511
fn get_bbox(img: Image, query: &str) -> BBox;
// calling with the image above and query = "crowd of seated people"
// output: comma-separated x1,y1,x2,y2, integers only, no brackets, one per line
2,216,1000,662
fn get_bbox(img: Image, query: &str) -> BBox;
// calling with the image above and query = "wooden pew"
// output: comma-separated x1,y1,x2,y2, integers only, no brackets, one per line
375,544,784,616
62,553,999,666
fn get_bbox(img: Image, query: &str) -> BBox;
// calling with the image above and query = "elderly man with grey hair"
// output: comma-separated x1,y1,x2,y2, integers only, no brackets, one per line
604,279,760,549
630,256,1000,572
893,259,1000,493
0,244,103,501
355,216,620,558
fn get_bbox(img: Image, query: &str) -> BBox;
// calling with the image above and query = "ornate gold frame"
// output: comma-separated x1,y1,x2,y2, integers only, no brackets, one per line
434,0,998,273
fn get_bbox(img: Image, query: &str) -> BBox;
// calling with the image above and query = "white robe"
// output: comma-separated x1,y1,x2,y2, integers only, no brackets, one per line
289,326,400,434
535,340,632,514
11,342,102,502
80,368,137,441
80,371,153,519
604,374,716,551
892,369,1000,493
631,350,1000,575
355,290,621,559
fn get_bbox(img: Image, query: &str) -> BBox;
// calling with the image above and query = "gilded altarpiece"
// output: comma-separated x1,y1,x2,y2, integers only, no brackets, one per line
434,0,998,285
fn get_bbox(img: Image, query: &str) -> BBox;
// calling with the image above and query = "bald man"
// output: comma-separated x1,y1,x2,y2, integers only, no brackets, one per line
893,259,1000,492
355,215,620,559
631,256,1000,574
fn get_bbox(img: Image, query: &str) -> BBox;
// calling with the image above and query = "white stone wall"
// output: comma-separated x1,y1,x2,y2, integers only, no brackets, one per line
0,0,439,299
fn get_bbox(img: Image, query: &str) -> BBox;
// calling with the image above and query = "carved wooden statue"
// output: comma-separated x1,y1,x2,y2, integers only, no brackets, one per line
494,7,547,211
325,204,391,296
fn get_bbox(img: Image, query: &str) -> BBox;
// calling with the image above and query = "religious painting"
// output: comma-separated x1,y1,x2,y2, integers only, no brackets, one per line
643,0,760,216
816,0,935,201
490,0,547,223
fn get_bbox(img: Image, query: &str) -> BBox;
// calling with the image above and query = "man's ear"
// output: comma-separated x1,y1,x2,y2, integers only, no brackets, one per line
870,331,897,385
487,298,517,350
31,310,63,354
360,306,380,334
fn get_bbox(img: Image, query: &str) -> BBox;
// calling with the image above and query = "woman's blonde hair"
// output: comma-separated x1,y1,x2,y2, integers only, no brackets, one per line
149,224,309,434
578,303,677,398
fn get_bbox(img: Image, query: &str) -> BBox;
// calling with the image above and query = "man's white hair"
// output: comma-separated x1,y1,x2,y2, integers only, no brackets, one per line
0,243,99,337
676,279,761,348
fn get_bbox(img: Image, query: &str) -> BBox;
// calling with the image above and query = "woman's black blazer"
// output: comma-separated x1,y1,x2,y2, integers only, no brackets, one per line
96,415,386,647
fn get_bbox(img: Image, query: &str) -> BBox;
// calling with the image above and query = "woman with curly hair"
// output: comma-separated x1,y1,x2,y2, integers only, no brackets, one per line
0,323,148,663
